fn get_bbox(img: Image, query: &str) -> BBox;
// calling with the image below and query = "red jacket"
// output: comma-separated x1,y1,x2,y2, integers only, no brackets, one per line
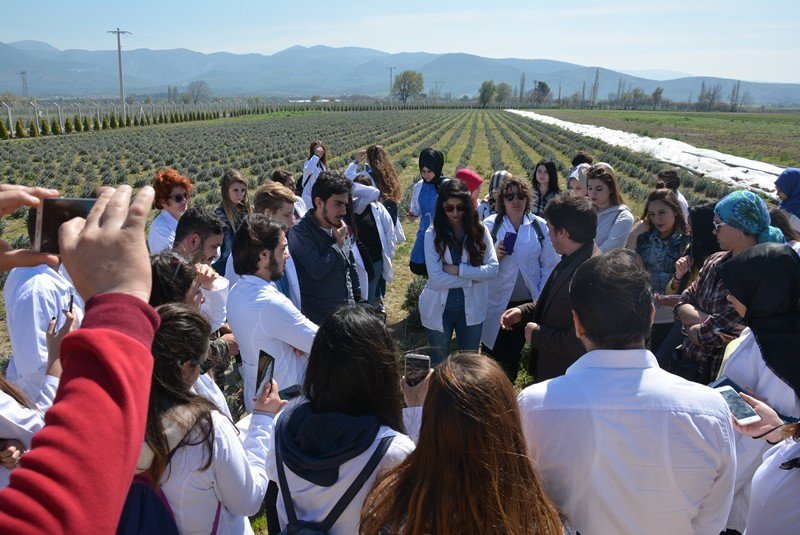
0,293,159,534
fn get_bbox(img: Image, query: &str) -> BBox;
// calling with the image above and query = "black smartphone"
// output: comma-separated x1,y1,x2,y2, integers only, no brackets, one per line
502,232,518,255
34,198,97,254
257,350,275,395
404,353,431,387
708,375,745,393
278,384,302,400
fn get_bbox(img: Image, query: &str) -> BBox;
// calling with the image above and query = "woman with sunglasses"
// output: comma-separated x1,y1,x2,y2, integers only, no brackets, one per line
586,163,635,252
148,168,192,253
481,177,558,381
419,180,499,364
129,303,283,534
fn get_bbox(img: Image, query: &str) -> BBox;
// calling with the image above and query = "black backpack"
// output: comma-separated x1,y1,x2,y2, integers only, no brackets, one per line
490,214,546,243
275,435,394,535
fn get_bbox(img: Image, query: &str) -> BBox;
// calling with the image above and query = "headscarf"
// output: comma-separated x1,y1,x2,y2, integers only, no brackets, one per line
714,190,785,244
488,170,511,194
569,163,591,192
776,168,800,218
719,243,800,399
454,168,483,194
418,148,444,180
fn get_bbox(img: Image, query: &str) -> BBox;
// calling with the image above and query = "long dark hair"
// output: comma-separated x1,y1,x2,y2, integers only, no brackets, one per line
361,353,564,535
533,159,560,194
688,201,720,267
150,252,197,307
219,169,252,232
146,304,217,484
309,140,328,168
303,304,404,433
641,189,689,236
433,180,486,266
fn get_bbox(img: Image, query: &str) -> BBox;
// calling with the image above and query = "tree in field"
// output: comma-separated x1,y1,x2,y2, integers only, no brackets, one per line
590,68,601,106
392,70,424,104
729,80,742,112
495,82,512,103
186,80,211,104
15,120,26,138
94,117,101,130
83,116,90,131
72,115,81,132
102,116,110,129
478,81,496,107
29,120,39,138
651,87,664,109
519,72,526,103
39,119,49,136
697,81,722,111
0,121,9,140
64,117,74,134
531,81,551,105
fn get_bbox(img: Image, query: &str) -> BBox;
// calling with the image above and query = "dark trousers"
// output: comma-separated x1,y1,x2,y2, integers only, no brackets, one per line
654,319,687,369
482,300,529,383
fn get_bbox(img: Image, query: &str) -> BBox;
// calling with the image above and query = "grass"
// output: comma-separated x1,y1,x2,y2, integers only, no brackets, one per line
532,109,800,167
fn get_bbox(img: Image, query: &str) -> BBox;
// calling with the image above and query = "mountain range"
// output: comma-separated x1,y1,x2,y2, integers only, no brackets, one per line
1,40,798,106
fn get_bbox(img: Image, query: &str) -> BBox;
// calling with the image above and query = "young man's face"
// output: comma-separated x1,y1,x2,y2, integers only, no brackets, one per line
315,193,349,229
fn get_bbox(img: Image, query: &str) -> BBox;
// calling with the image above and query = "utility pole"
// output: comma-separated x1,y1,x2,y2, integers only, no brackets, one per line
434,81,444,102
386,66,396,96
19,71,29,98
107,28,131,114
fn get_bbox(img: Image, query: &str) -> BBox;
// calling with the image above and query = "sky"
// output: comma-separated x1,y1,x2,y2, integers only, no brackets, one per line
2,0,799,84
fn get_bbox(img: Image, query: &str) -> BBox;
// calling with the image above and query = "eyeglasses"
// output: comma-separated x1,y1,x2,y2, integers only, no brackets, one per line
443,204,466,213
198,357,215,373
503,193,526,201
712,221,727,231
169,193,190,203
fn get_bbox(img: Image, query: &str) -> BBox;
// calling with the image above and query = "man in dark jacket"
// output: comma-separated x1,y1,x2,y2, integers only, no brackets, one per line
288,171,362,325
500,194,600,381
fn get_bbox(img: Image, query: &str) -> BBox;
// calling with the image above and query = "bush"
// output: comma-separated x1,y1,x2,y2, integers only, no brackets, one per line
51,118,61,135
83,116,91,131
39,119,49,136
102,117,110,129
0,121,8,140
401,276,427,331
15,120,26,138
29,120,39,138
64,118,74,134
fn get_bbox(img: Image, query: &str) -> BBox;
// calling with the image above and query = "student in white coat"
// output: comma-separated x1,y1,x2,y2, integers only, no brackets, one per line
420,180,499,365
227,216,318,414
300,140,328,211
481,177,558,381
0,312,75,489
586,163,635,252
147,168,192,253
136,304,282,534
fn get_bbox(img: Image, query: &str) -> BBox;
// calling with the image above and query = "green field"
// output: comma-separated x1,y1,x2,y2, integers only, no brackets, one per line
533,108,800,167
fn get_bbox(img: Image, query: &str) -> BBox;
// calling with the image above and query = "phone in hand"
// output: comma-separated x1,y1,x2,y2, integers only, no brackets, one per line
708,375,745,393
502,232,518,255
715,385,761,425
404,353,431,387
257,350,275,395
34,198,97,254
278,384,302,400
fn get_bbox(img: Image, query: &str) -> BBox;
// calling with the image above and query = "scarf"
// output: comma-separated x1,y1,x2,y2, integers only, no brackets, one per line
776,168,800,218
714,190,784,244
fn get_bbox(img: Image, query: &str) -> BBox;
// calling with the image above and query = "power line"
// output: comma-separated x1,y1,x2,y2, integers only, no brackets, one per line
386,66,396,96
19,71,28,98
107,28,131,111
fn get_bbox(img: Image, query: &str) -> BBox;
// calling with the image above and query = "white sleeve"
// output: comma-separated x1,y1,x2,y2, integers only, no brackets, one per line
200,276,229,332
343,162,359,180
0,384,53,449
598,209,635,252
260,296,318,355
410,181,422,217
147,216,174,254
302,155,320,175
402,407,423,444
351,182,380,214
394,218,406,243
7,288,58,399
212,412,273,517
458,226,500,282
424,229,472,290
690,416,737,534
33,375,59,414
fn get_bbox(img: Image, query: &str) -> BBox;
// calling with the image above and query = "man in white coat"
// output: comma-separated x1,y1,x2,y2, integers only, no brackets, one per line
227,215,317,414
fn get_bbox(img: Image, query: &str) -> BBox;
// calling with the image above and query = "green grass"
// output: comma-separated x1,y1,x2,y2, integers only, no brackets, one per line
534,109,800,167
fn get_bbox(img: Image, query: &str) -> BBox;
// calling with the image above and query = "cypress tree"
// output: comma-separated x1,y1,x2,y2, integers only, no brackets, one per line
15,120,26,138
125,115,132,127
109,115,118,128
64,117,74,134
29,120,39,137
51,118,61,135
83,116,91,131
102,116,110,129
73,115,82,132
94,117,101,130
40,118,50,135
0,121,9,140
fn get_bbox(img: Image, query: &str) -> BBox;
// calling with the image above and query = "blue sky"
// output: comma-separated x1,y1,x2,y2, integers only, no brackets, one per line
2,0,798,83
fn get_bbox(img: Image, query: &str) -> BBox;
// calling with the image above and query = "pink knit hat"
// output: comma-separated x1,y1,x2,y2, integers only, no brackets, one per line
455,168,483,193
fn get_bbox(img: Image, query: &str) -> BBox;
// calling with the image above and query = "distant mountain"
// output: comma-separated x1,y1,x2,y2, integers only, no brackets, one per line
1,41,798,106
618,69,693,81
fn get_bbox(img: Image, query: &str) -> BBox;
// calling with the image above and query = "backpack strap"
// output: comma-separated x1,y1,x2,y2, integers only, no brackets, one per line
492,215,545,242
275,434,395,531
319,435,394,532
490,216,502,242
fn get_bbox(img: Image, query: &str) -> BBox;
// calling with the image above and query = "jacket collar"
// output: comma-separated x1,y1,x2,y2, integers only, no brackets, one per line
567,348,658,374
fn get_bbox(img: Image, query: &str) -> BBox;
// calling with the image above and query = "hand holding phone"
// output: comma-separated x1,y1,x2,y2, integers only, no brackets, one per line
35,198,97,254
502,232,518,256
716,385,761,425
256,350,275,397
404,353,431,387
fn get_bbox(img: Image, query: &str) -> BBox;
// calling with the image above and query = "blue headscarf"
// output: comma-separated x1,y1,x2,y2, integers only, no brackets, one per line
714,190,785,244
775,168,800,218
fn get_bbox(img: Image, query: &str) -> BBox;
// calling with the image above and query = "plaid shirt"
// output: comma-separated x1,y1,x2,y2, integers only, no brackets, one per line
676,251,743,381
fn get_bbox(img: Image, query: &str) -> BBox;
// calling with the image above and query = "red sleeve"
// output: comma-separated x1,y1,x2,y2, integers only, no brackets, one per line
0,293,159,534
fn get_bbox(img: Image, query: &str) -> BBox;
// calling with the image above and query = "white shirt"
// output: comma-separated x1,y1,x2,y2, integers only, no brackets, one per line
4,265,84,400
294,197,308,219
480,214,559,349
418,225,499,332
225,254,301,311
227,275,317,413
199,276,229,332
0,375,59,488
159,411,271,535
147,209,179,253
193,373,232,420
675,189,690,223
267,415,415,535
718,328,800,532
745,439,800,533
301,155,327,210
518,349,736,535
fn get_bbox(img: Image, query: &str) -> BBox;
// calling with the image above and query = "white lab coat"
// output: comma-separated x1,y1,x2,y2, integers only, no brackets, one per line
147,210,179,253
418,225,499,332
480,214,559,349
301,155,327,210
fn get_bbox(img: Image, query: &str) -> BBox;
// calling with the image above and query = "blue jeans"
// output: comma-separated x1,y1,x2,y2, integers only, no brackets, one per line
425,289,483,365
367,260,383,305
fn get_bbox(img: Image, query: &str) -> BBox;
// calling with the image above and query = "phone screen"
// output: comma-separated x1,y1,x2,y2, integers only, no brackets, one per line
502,232,518,255
35,198,97,254
257,350,275,394
717,386,759,424
278,384,302,400
405,353,431,386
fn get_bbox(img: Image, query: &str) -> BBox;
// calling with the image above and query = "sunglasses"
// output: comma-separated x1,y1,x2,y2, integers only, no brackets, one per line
169,193,190,203
503,193,526,201
712,221,727,231
198,357,215,373
443,204,466,213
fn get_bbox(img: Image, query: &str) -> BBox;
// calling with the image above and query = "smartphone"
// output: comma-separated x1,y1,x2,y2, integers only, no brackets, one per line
257,350,275,395
502,232,518,255
716,385,761,425
708,375,746,393
404,353,431,387
714,327,739,337
278,384,302,400
34,198,97,254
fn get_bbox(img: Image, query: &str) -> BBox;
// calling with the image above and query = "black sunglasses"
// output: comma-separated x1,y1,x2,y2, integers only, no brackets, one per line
169,193,190,203
443,204,466,213
198,357,215,373
503,193,526,201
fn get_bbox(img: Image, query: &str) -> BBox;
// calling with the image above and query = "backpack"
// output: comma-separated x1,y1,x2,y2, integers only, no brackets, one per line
275,435,395,535
117,472,221,535
490,214,546,243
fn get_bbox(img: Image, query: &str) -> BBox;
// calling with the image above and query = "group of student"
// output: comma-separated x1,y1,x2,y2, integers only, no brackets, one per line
0,135,797,534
